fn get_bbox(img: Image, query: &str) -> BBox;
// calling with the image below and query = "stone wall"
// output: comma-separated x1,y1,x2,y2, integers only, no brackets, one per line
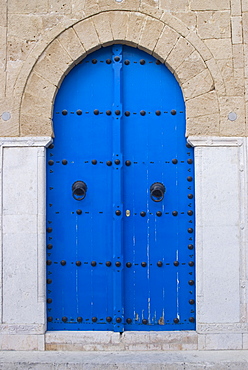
0,0,247,137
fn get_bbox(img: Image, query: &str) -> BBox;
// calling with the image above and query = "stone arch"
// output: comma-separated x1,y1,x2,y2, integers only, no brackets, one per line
20,10,220,137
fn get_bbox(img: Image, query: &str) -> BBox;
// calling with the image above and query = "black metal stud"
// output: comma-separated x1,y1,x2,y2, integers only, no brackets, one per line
106,110,112,116
157,261,163,267
91,261,97,267
76,261,82,266
188,244,194,250
47,298,52,304
46,260,52,266
141,262,147,267
189,299,195,305
188,280,195,286
106,261,112,267
187,159,193,164
77,317,82,322
188,228,194,233
115,159,120,165
187,176,193,182
188,194,194,199
124,60,130,65
114,56,120,62
140,110,146,116
125,111,130,116
47,227,52,233
186,143,192,148
62,317,68,322
171,110,177,115
62,110,68,116
94,109,99,115
62,159,68,165
126,318,132,324
106,59,112,64
106,160,112,166
48,144,54,149
47,279,52,284
156,60,161,65
174,261,179,267
156,211,162,217
48,160,54,166
115,261,121,267
187,210,193,216
106,316,112,322
48,317,53,322
92,159,97,165
155,110,161,116
126,262,132,268
115,210,121,216
115,110,121,115
142,319,148,324
173,318,179,324
76,210,82,215
140,211,146,217
92,317,97,322
60,260,66,266
172,159,178,164
125,160,131,166
92,59,97,64
47,244,53,249
172,211,178,216
116,317,122,323
76,110,82,115
188,261,194,267
140,59,145,65
189,317,195,323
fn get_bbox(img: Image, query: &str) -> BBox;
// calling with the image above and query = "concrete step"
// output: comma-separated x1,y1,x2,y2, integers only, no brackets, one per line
0,350,248,369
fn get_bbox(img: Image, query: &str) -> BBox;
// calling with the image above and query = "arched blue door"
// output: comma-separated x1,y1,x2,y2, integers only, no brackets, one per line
46,45,195,332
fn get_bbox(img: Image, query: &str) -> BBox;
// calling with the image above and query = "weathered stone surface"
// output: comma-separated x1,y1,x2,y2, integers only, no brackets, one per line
187,113,220,136
34,55,64,88
233,44,244,68
186,30,212,60
204,334,243,350
219,96,246,136
153,25,179,61
74,18,100,52
161,12,190,37
166,36,194,72
8,14,43,40
58,27,86,62
161,0,189,11
139,3,164,19
44,39,73,72
205,58,226,95
8,0,48,14
182,69,214,100
175,50,206,84
126,12,146,46
204,38,232,59
217,59,235,96
25,73,57,101
92,12,113,46
197,11,231,39
190,0,230,11
109,11,129,42
231,0,242,15
186,91,219,118
98,0,140,12
20,114,53,136
139,17,164,53
231,16,243,44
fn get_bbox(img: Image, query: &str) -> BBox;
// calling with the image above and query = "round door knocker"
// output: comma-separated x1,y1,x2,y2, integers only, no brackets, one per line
150,182,166,202
72,181,87,201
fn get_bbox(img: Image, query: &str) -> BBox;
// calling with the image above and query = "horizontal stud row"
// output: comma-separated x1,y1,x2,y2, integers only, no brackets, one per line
57,109,179,116
48,159,193,166
83,58,161,65
47,260,194,267
47,316,195,323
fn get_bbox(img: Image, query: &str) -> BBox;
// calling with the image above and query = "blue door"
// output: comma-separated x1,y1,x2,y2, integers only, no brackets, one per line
46,45,195,332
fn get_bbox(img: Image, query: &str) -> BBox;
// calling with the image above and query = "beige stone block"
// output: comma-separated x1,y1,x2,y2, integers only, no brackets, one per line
231,16,243,44
21,93,53,118
186,113,220,136
82,0,99,17
217,59,235,96
0,69,5,100
58,27,86,63
153,25,179,61
20,114,53,136
161,0,189,11
243,13,248,43
197,11,231,39
44,39,73,73
8,0,48,13
186,91,219,118
71,0,86,13
233,44,244,68
139,17,164,53
139,3,164,19
92,12,113,46
186,30,212,60
98,0,140,12
175,50,206,84
205,333,242,350
126,12,146,46
8,14,43,40
7,36,37,63
182,69,214,100
234,68,245,96
0,334,41,350
190,0,230,10
108,11,129,42
0,99,20,136
25,73,57,101
242,0,248,12
166,36,194,72
48,0,71,14
34,55,65,88
0,4,6,27
219,96,245,136
161,12,190,37
206,58,225,95
231,0,241,15
171,11,196,30
74,18,100,53
204,38,232,60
